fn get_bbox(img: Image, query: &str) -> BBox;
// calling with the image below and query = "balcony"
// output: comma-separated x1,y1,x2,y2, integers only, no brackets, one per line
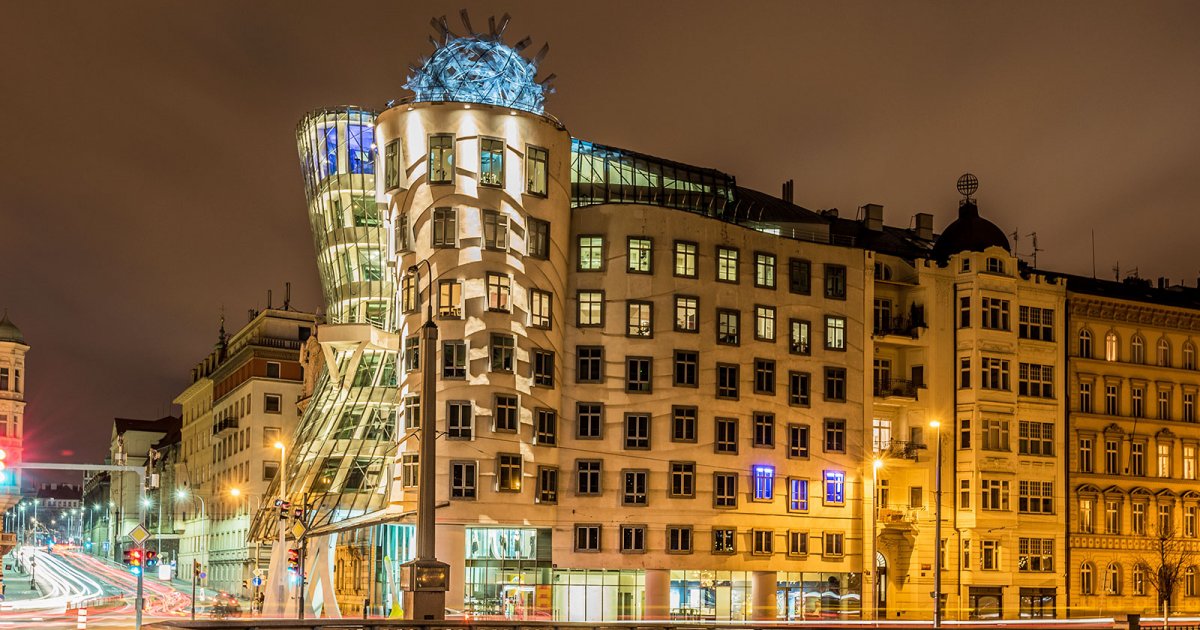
876,440,925,461
213,418,239,435
877,506,918,528
874,314,927,339
874,378,919,400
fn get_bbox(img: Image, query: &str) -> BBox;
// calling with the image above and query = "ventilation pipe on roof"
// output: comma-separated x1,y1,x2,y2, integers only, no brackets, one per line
915,213,934,241
863,204,884,231
781,179,794,204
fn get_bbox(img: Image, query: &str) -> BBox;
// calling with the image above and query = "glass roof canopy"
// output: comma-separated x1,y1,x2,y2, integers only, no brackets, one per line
570,138,736,217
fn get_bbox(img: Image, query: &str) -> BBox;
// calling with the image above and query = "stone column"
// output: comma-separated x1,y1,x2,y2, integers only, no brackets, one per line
644,568,671,620
751,570,778,621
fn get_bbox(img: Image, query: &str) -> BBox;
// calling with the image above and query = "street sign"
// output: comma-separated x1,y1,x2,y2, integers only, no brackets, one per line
252,576,262,586
253,568,264,578
199,571,207,579
290,522,306,539
128,524,151,545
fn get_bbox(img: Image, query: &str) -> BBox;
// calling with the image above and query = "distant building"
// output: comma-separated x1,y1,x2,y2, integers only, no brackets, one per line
0,311,28,555
34,483,83,543
108,415,180,559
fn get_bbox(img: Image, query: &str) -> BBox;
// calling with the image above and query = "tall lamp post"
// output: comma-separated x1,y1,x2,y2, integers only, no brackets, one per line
872,458,884,619
930,420,943,628
401,260,449,621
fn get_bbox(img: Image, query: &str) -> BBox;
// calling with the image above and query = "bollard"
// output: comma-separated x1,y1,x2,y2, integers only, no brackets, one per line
75,607,87,630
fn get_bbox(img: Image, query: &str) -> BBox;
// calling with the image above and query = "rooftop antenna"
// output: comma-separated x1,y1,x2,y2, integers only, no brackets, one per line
1028,232,1043,269
284,282,292,311
1091,230,1097,278
1113,261,1120,281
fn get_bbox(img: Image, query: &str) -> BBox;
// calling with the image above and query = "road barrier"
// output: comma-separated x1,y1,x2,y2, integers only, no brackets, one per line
75,607,86,630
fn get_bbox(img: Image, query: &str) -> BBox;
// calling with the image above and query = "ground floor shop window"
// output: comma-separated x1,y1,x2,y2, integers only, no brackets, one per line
969,586,1003,620
1019,587,1055,618
669,570,751,620
776,571,862,620
552,569,645,621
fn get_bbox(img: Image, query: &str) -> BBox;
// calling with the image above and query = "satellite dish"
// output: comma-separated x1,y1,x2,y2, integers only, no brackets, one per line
956,173,979,198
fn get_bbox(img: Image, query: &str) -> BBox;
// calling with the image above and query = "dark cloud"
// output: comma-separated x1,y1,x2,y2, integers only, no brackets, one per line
2,0,1199,475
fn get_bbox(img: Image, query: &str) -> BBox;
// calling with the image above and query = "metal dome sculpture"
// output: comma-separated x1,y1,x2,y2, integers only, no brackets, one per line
404,11,555,115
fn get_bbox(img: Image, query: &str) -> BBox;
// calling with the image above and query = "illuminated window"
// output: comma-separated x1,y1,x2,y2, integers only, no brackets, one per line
529,289,552,329
438,281,462,318
717,309,740,345
627,237,652,273
526,146,548,196
576,291,604,327
479,137,504,186
577,236,604,271
712,528,736,554
428,134,455,184
627,301,652,337
674,241,697,277
824,470,845,505
752,465,775,501
384,139,403,190
496,454,522,492
716,247,739,282
674,296,698,332
755,306,776,341
825,315,846,350
754,253,776,288
486,273,510,312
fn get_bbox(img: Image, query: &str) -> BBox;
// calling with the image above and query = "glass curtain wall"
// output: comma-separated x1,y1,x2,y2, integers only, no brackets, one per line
569,138,735,217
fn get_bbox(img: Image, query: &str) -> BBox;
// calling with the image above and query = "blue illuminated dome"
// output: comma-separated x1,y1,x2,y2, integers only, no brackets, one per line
405,13,553,115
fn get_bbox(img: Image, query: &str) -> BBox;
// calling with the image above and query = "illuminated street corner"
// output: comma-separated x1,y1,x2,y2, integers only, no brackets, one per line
4,3,1200,629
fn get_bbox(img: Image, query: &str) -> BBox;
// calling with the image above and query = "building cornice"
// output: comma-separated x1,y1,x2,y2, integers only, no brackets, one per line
1071,295,1200,331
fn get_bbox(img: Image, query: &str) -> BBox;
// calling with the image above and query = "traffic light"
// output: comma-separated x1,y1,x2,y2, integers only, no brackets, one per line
145,550,158,567
193,560,202,578
293,508,303,520
130,548,142,567
276,499,290,520
287,548,299,572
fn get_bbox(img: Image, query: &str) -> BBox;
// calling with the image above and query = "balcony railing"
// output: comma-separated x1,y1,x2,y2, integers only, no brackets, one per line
877,506,918,526
874,314,927,338
874,377,919,399
876,440,925,460
213,418,239,435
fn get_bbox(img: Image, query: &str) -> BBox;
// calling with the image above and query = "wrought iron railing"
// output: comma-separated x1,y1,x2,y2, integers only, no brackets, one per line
874,377,919,399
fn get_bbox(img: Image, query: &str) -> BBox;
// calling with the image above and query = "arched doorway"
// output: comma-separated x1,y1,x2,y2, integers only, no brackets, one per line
875,552,888,618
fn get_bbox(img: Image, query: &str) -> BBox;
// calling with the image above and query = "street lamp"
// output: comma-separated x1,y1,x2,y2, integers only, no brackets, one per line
930,420,943,628
872,457,884,620
272,440,291,619
401,260,449,621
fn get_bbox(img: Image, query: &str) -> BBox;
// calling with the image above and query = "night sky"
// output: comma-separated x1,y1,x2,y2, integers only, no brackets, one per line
3,1,1199,478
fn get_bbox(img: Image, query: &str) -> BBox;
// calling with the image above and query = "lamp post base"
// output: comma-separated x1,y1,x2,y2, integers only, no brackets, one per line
400,559,449,621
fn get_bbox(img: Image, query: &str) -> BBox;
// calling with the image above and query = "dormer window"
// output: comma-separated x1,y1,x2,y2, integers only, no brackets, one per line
986,257,1006,274
961,257,971,272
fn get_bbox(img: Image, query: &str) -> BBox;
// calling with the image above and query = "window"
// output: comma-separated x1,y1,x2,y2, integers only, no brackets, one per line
672,406,697,442
442,340,467,378
1105,439,1120,474
625,357,652,393
910,486,924,508
1105,384,1119,415
577,291,604,327
977,357,1012,392
1187,343,1197,370
752,465,775,501
788,424,810,458
264,394,281,414
823,532,845,557
627,237,652,273
755,306,776,341
537,466,558,503
1133,502,1147,534
960,418,972,449
624,413,650,449
981,479,1010,510
1160,389,1172,420
529,289,552,329
1018,538,1055,572
715,418,738,454
986,257,1006,273
824,315,846,350
576,460,602,495
717,247,739,282
1019,306,1054,341
574,524,600,552
530,349,555,387
401,454,419,487
981,297,1010,330
1080,498,1095,533
714,472,738,508
982,540,1000,570
535,409,557,446
479,137,504,186
526,146,548,195
824,264,846,299
959,296,971,328
1188,506,1198,537
384,139,403,189
1080,563,1094,595
1188,567,1197,598
1018,421,1054,456
1078,329,1093,357
1106,500,1121,533
789,319,811,355
482,209,509,249
789,258,811,294
578,236,604,271
752,529,774,555
1186,393,1195,422
789,371,811,407
753,412,772,446
490,334,515,372
824,471,845,505
395,211,411,252
1105,331,1119,361
753,359,775,395
1134,565,1147,596
576,346,603,383
1132,442,1146,476
428,134,454,183
669,462,696,498
627,301,653,337
787,478,810,512
674,241,697,277
620,525,646,553
824,419,846,453
264,427,281,447
873,418,894,452
494,394,518,432
1186,444,1196,480
674,296,698,332
1018,480,1054,514
432,207,457,247
960,479,971,508
450,461,476,499
1018,363,1054,398
674,350,699,387
667,526,693,554
754,253,776,288
717,309,740,345
447,401,473,439
717,363,739,399
401,274,418,314
486,273,511,312
1080,382,1092,413
1109,563,1122,593
438,280,462,318
1132,336,1146,364
824,367,847,401
1159,442,1172,477
959,356,971,388
263,461,279,481
402,395,421,431
527,218,550,259
712,528,736,554
1159,338,1172,367
497,454,522,492
576,402,602,439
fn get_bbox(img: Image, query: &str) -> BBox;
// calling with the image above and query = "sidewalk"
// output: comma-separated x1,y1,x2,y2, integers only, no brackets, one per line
2,552,41,602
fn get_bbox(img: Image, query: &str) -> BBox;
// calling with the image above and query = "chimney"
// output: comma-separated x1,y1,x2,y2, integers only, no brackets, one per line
1158,277,1167,290
781,179,794,204
863,204,884,231
915,213,934,241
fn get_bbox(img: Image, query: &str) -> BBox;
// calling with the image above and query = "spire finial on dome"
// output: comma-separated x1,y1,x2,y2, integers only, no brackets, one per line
957,173,979,206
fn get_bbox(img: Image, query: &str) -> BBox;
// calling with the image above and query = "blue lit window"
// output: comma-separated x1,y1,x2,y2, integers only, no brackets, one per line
347,124,375,175
824,470,845,505
321,125,338,179
789,478,809,512
752,465,775,501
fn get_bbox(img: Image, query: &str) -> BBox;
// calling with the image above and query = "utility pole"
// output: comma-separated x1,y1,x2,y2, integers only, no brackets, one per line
931,420,943,628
